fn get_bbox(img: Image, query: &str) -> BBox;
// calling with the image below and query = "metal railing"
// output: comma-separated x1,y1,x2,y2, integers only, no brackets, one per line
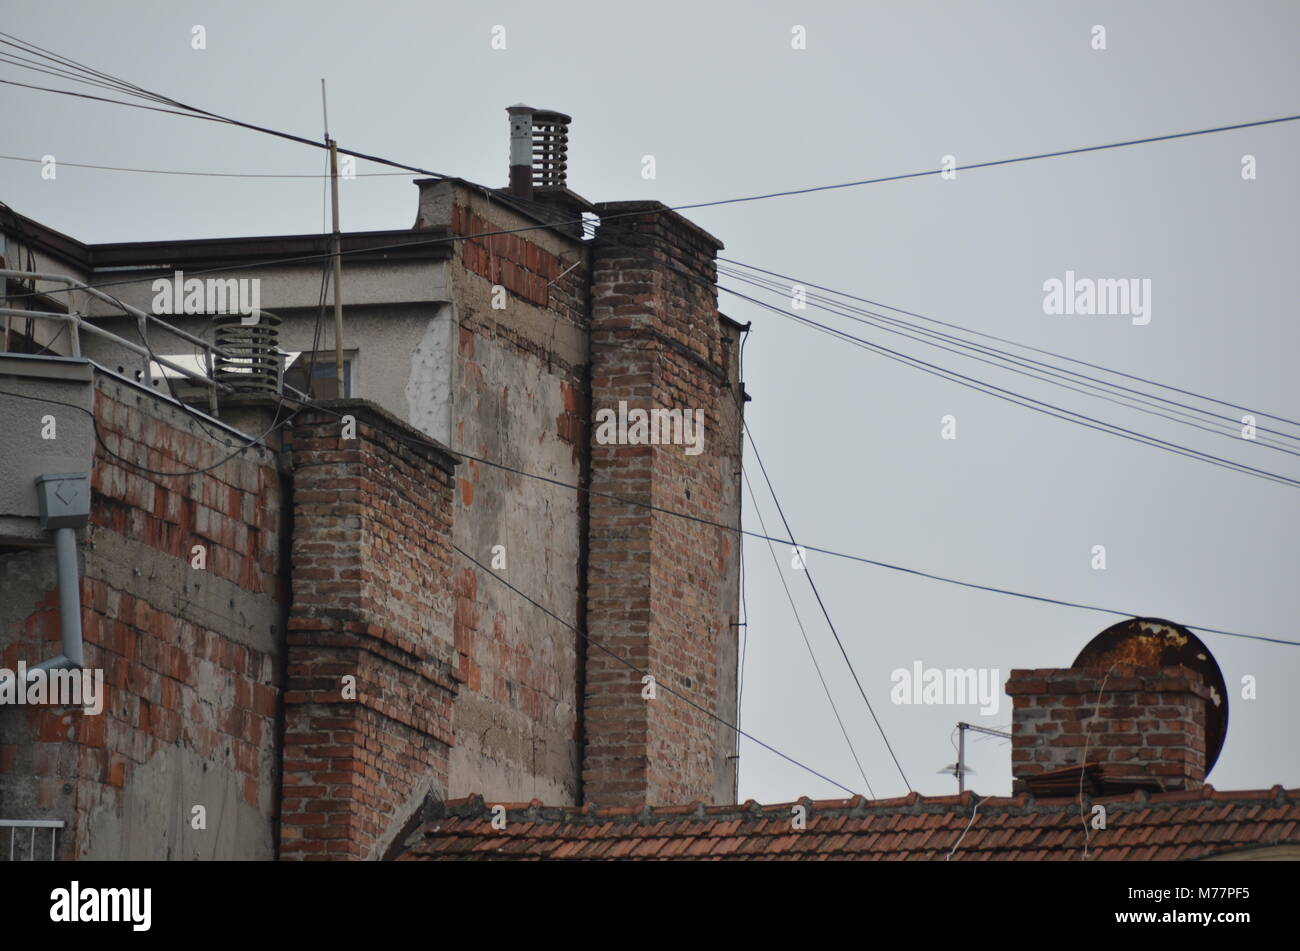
0,268,238,414
0,818,64,861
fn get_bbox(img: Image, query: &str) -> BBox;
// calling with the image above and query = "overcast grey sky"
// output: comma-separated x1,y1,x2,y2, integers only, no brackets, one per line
3,0,1297,803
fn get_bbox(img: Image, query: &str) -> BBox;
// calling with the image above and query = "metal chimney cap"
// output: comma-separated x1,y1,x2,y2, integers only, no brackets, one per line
531,109,572,124
506,104,572,124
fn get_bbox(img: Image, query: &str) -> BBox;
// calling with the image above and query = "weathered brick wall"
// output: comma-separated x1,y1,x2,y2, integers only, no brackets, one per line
439,184,590,804
0,374,284,859
455,204,560,310
283,402,458,860
583,201,742,808
1007,665,1210,792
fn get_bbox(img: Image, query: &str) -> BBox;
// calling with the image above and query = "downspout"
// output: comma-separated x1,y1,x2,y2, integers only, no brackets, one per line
0,473,90,692
36,525,85,672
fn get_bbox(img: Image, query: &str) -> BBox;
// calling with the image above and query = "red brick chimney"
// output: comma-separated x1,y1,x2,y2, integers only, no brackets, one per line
281,402,460,859
581,201,743,808
1006,665,1212,796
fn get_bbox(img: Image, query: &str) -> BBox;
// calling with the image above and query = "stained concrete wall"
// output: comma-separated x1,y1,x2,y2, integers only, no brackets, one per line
75,521,280,859
0,372,284,859
433,181,590,804
0,354,95,543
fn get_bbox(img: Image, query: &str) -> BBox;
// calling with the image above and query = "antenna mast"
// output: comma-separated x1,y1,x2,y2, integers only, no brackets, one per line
322,79,346,396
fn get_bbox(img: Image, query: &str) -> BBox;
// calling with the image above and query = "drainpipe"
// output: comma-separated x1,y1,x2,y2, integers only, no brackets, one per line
0,473,90,691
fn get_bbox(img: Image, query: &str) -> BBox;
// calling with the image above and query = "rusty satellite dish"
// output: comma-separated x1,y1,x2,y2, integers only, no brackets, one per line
1071,617,1228,777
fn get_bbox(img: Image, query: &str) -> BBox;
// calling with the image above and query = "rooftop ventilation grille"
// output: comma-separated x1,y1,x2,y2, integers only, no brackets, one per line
530,110,570,188
213,313,281,394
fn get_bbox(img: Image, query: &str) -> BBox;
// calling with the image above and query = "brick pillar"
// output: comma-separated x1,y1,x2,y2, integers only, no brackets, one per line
1006,665,1210,794
582,201,742,808
282,402,460,859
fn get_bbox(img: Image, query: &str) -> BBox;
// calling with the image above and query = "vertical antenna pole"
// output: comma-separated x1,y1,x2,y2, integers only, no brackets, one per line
958,721,967,794
329,141,345,396
322,79,345,396
2,234,9,353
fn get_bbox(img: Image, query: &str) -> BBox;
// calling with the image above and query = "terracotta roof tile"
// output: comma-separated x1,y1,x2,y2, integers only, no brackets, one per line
581,838,616,859
397,787,1300,861
658,837,691,858
823,832,852,852
550,840,585,859
711,836,743,856
629,837,667,858
683,837,715,857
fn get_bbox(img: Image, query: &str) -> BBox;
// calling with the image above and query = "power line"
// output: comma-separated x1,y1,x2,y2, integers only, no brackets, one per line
720,256,1300,434
0,32,175,105
644,252,1300,490
14,51,1295,199
604,252,1300,489
719,283,1300,490
718,264,1300,458
0,77,216,121
743,418,912,792
7,28,1300,210
0,153,410,178
0,31,454,181
742,465,876,797
666,112,1300,213
450,542,861,797
0,50,176,102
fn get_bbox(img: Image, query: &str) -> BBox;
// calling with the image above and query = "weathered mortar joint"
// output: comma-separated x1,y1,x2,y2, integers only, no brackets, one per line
281,397,460,860
1007,664,1213,796
580,190,741,809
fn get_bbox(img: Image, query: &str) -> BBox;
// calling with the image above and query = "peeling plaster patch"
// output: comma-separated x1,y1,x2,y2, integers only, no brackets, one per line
406,312,454,445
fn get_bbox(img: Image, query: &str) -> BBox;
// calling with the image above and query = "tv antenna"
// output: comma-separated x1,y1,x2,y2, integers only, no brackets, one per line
941,721,1012,793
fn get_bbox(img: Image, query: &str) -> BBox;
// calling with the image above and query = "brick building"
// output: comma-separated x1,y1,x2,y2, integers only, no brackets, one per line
0,105,746,859
3,108,1293,864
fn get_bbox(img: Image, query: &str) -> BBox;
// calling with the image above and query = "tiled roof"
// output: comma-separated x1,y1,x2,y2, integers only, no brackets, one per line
396,787,1300,861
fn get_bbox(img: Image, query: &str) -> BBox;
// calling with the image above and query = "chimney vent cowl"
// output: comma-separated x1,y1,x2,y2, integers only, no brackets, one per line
506,104,571,199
